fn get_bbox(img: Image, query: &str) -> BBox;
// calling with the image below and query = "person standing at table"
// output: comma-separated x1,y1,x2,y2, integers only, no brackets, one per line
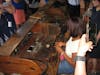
12,0,26,28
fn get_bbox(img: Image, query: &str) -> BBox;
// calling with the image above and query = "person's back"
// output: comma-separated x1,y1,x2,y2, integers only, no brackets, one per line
12,0,26,28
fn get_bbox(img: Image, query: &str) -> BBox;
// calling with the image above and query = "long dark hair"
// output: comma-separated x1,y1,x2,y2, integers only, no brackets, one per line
66,17,86,38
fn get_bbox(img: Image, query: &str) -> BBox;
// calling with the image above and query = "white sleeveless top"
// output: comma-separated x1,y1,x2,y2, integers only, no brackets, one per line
68,0,80,6
65,37,80,58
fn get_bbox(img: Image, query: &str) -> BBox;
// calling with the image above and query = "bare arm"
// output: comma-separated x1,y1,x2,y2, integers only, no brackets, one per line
97,31,100,42
55,41,65,54
55,42,76,67
4,3,15,14
0,2,15,14
80,0,85,16
75,60,86,75
63,52,76,67
74,34,93,75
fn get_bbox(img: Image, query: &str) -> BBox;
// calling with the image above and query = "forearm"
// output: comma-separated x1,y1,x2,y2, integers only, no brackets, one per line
5,5,15,14
97,31,100,42
75,61,86,75
74,53,86,75
80,0,85,16
80,8,85,16
74,42,89,75
63,53,75,67
80,0,85,9
74,34,93,75
55,46,75,67
55,42,75,67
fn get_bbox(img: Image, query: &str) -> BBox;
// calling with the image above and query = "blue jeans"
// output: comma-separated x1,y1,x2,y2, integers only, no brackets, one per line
58,60,74,74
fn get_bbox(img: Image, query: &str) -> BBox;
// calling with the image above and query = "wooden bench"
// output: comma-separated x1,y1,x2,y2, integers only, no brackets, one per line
0,56,47,75
0,18,39,56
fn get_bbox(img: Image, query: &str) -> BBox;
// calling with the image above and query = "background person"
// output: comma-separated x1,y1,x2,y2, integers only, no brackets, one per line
83,0,100,74
55,17,86,75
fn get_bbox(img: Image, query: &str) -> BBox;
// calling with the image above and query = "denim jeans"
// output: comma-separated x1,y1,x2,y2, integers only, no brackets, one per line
57,60,74,74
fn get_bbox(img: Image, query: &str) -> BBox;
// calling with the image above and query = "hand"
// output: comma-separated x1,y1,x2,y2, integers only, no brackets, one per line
54,42,65,54
77,34,93,56
54,45,64,53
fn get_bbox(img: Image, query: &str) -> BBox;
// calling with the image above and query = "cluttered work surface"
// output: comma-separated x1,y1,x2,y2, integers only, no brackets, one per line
0,1,68,75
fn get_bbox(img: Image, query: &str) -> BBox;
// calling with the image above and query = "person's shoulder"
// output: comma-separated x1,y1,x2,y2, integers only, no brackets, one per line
67,37,72,41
